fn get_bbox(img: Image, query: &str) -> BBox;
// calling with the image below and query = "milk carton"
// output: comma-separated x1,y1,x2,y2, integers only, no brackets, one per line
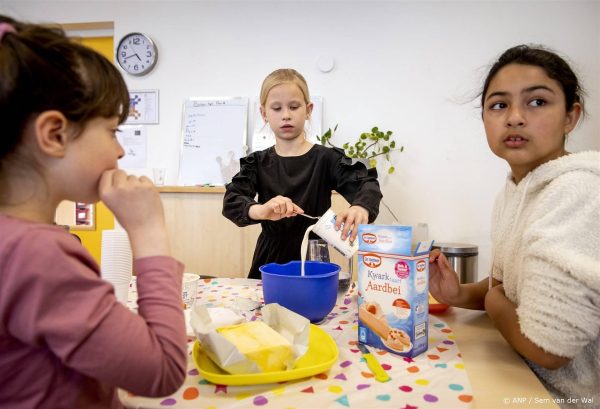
357,225,432,358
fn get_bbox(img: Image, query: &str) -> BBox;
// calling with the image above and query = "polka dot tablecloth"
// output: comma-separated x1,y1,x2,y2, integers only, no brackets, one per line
120,278,473,409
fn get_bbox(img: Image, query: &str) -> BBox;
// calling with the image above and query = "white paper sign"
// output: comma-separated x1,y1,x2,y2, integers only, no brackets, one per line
117,125,147,169
179,97,248,186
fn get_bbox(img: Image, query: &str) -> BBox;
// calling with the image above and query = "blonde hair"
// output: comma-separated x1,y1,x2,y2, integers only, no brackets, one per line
259,69,310,106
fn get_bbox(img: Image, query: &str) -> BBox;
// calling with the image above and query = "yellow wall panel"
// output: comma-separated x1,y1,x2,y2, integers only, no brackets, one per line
70,36,116,264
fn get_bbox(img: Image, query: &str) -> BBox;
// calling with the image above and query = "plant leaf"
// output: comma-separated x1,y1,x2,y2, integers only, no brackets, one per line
388,166,395,174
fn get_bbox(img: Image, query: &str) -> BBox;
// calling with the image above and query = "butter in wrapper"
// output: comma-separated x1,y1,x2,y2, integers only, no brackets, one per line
191,303,310,374
217,322,292,372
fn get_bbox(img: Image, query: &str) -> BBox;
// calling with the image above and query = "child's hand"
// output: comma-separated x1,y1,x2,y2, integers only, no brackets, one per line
428,249,461,305
249,195,303,221
99,169,170,258
335,205,368,243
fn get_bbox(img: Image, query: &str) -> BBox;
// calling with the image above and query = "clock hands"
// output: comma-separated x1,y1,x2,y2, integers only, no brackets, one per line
124,53,142,61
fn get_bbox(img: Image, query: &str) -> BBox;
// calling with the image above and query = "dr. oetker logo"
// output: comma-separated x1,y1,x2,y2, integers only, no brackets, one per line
363,254,382,268
362,233,377,244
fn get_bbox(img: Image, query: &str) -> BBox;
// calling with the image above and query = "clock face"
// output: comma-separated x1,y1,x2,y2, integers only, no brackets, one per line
116,33,158,76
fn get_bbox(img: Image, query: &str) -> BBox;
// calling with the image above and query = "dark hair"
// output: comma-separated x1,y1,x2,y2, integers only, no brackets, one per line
0,14,130,162
480,44,585,115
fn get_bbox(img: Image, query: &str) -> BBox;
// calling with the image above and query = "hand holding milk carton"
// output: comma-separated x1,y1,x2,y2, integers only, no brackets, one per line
357,225,433,357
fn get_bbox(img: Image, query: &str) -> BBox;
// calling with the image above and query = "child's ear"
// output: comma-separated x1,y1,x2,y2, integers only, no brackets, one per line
34,111,70,158
564,102,582,134
260,106,267,122
306,102,314,119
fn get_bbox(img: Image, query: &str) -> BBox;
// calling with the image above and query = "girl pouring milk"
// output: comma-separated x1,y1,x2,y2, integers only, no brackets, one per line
223,69,382,279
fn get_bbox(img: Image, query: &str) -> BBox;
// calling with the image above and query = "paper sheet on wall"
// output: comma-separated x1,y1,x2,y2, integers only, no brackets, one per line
251,96,322,152
179,97,248,186
126,90,159,124
117,125,147,169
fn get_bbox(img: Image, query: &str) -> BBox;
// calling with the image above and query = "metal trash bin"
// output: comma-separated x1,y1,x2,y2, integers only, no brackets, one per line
432,243,478,283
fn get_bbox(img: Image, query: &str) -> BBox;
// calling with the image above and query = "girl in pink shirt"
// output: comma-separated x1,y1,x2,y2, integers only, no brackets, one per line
0,15,187,408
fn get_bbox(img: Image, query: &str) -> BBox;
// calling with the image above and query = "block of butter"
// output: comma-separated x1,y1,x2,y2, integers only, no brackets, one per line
192,303,310,375
217,321,293,372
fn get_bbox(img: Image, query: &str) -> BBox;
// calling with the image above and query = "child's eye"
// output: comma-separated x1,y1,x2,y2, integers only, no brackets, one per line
290,105,300,110
489,102,506,110
528,98,546,107
272,107,281,112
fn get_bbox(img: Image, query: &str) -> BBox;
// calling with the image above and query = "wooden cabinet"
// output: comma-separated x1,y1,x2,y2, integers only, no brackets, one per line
158,187,352,278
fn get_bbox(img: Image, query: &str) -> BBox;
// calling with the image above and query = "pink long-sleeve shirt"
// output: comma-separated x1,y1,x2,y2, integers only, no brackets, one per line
0,215,188,408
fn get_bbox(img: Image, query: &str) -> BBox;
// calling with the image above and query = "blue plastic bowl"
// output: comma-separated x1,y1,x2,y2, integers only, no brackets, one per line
260,261,340,323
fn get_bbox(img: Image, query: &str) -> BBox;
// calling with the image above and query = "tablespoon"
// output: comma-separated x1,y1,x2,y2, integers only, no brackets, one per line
295,212,319,220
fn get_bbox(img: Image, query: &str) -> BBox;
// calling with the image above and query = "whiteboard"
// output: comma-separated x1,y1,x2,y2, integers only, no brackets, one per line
178,97,248,186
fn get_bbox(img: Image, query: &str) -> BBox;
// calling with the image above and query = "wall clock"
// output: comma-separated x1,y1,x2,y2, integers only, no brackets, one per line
116,32,158,76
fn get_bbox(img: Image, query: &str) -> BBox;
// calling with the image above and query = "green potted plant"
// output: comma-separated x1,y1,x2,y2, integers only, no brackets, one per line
318,124,403,222
317,124,403,174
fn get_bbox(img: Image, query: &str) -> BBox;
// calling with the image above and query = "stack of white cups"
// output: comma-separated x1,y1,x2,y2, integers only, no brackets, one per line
100,229,133,305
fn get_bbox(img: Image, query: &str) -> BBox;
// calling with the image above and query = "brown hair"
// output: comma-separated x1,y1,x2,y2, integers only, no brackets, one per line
480,44,585,117
259,68,310,106
0,14,130,163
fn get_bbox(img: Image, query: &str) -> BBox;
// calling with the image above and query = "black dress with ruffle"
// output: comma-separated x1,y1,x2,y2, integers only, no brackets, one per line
222,144,383,279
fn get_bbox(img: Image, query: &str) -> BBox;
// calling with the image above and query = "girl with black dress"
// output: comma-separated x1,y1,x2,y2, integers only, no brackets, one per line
223,69,382,279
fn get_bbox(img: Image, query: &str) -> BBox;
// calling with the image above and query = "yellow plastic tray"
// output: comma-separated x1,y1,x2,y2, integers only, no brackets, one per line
192,324,339,385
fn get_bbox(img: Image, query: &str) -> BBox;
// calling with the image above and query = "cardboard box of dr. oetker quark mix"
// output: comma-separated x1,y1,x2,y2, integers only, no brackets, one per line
357,225,432,358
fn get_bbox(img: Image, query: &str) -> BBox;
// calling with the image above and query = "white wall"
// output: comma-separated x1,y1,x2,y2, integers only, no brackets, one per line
2,0,599,279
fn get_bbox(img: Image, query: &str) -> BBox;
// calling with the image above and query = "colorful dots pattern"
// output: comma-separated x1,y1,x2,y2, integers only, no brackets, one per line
182,387,199,400
253,396,268,406
336,395,350,407
424,393,439,402
122,278,473,409
339,360,352,368
328,385,343,394
459,394,474,402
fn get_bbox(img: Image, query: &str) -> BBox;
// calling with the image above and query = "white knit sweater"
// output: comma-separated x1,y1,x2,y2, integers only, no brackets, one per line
490,151,600,408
